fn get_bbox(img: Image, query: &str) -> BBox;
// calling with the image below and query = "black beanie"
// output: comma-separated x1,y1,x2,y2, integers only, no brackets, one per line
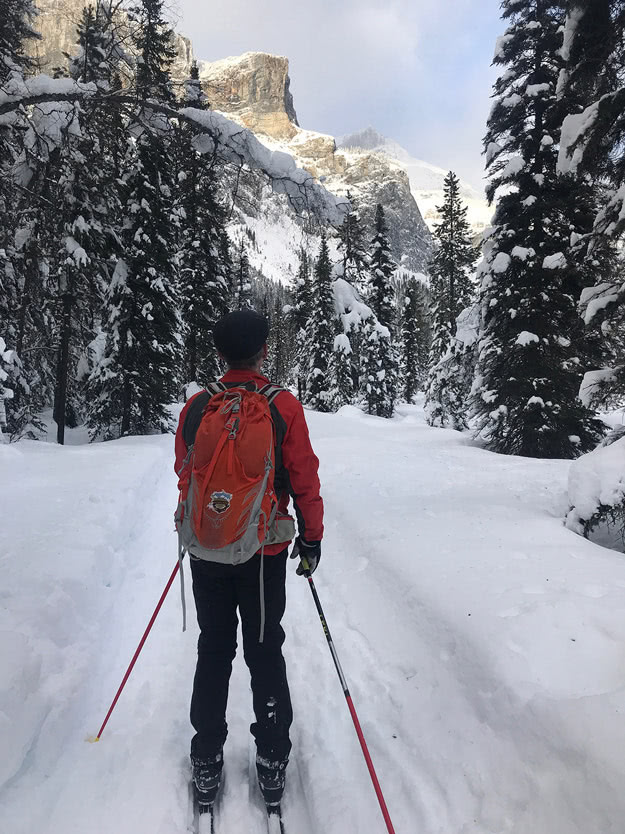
213,310,270,360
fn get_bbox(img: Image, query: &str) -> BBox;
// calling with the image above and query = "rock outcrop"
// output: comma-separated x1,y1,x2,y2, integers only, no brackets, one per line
29,0,193,79
198,53,299,142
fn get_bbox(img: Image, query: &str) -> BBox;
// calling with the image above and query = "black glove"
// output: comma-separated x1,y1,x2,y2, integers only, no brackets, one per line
290,536,321,576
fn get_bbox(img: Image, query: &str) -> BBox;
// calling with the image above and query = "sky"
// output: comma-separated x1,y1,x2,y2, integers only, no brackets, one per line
171,0,504,194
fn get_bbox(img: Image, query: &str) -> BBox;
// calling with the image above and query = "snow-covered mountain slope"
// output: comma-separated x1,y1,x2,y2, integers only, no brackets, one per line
195,52,432,273
2,403,625,833
339,127,493,236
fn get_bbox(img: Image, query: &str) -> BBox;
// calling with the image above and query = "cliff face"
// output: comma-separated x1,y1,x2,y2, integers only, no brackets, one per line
199,53,299,142
29,0,193,79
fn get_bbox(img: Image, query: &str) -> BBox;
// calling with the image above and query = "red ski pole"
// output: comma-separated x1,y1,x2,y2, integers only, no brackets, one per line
300,557,397,834
89,560,180,742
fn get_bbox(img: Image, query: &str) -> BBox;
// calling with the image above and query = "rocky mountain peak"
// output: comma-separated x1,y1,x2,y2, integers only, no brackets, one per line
198,52,299,141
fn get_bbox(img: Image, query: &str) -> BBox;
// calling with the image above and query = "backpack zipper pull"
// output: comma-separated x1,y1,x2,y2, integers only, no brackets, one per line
227,417,239,474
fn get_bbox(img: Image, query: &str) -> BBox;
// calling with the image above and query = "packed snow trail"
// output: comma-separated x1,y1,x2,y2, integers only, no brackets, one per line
1,404,625,833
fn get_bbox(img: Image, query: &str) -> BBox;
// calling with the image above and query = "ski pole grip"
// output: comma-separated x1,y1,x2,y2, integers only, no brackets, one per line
300,555,311,574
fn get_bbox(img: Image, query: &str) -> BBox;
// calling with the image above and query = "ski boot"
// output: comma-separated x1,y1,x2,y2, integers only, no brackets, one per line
191,751,223,806
256,754,288,808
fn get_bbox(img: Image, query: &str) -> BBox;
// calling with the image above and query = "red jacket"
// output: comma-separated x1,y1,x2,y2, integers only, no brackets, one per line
174,370,324,554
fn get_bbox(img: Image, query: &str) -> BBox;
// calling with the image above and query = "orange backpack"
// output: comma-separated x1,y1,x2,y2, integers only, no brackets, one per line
175,382,288,565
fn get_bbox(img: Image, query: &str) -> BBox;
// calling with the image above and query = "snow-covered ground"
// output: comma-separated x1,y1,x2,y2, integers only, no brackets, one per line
2,402,625,834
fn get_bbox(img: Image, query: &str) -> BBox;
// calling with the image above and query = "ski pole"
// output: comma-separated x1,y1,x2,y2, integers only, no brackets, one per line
90,560,180,742
300,556,397,834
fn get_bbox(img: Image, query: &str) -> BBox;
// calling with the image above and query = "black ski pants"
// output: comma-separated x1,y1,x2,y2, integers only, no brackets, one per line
189,549,293,763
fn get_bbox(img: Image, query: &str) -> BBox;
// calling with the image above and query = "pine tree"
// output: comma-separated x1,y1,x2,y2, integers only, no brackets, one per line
234,241,254,310
427,171,477,365
328,334,354,409
557,1,625,409
336,194,367,295
0,0,41,439
361,203,398,417
133,0,177,104
87,0,179,438
400,278,431,402
268,293,289,385
472,0,604,458
426,305,479,430
367,204,396,332
220,230,233,303
176,61,229,388
49,2,127,443
359,317,393,417
305,235,335,412
288,248,313,399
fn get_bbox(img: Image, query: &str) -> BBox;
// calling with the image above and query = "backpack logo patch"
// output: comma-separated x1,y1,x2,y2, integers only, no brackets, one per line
208,490,233,515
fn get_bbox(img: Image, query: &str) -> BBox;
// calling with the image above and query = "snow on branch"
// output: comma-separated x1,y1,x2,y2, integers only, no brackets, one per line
0,75,347,226
557,88,625,176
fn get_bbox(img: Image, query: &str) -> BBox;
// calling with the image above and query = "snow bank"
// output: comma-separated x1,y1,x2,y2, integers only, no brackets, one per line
0,436,176,793
566,437,625,537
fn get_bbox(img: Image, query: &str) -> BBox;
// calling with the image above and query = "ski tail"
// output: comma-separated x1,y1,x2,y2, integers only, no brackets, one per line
266,804,285,834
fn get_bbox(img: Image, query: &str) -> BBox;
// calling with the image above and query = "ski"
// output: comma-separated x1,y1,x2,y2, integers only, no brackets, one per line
266,805,285,834
188,781,215,834
197,802,215,834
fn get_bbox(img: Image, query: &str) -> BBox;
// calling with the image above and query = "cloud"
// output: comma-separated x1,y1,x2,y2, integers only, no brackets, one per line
353,5,419,67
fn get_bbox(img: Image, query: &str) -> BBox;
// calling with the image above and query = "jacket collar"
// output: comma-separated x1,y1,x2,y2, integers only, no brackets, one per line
220,369,270,387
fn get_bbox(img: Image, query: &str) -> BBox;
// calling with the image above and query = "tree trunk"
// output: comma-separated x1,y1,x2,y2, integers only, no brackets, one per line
54,283,73,445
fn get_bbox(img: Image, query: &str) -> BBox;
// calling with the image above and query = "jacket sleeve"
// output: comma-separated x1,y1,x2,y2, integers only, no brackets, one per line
279,395,324,541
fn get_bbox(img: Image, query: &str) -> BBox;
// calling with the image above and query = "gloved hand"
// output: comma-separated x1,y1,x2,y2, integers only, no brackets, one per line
290,536,321,576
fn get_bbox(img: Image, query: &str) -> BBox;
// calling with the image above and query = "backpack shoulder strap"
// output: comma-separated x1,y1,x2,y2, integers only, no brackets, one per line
258,383,285,405
182,383,226,448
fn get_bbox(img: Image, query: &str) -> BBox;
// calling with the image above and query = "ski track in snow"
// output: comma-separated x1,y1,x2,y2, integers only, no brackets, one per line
1,403,625,833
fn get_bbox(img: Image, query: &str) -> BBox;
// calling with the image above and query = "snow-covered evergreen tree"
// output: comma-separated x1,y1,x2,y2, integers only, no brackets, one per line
48,2,128,443
133,0,177,104
268,292,289,385
427,171,477,365
557,0,625,410
426,305,479,430
472,0,604,458
328,334,354,410
359,316,394,418
400,277,430,403
336,194,368,295
176,61,229,388
361,203,398,417
0,0,41,439
233,241,254,310
305,235,335,412
288,248,312,399
425,171,477,424
220,230,233,303
87,0,179,438
367,204,396,332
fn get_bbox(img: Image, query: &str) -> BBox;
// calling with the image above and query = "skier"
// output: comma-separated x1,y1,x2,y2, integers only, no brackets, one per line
174,309,324,812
